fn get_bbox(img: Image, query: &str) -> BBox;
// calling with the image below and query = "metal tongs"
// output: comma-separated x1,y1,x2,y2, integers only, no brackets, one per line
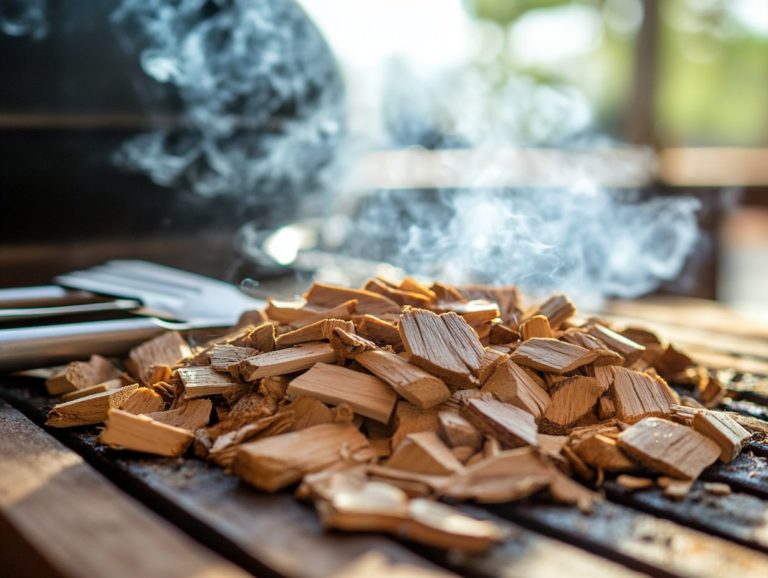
0,260,265,371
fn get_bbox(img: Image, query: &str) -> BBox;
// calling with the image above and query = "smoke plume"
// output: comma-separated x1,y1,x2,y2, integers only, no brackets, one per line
0,0,48,39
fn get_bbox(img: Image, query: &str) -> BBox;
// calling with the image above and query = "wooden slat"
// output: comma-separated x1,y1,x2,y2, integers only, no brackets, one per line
0,400,249,578
0,378,647,578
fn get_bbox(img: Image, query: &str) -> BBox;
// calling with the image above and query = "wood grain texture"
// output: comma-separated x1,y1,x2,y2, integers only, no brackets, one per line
0,400,248,578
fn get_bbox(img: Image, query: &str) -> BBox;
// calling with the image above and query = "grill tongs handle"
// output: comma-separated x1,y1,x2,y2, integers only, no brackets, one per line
0,317,218,372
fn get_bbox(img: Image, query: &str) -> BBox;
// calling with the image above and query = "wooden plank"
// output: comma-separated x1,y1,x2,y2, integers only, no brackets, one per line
0,400,249,578
0,378,652,578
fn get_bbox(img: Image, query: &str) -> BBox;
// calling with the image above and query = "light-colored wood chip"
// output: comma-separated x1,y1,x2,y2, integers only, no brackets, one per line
119,387,165,414
616,475,654,490
391,401,445,451
329,327,377,359
573,434,637,472
364,278,433,308
617,417,720,479
288,300,359,329
209,345,258,373
356,314,402,347
287,362,398,423
520,315,553,340
561,329,625,366
356,350,450,409
610,366,673,423
692,410,751,463
437,411,483,450
510,338,596,374
542,376,603,433
598,396,616,420
275,319,354,348
177,366,243,399
45,355,125,395
523,294,575,329
386,431,464,475
233,423,376,491
304,282,401,317
145,399,212,432
462,397,539,448
100,409,193,457
477,348,509,385
657,477,694,500
238,342,337,381
399,307,484,388
126,331,191,386
481,360,551,421
46,385,139,427
59,378,124,402
587,324,646,367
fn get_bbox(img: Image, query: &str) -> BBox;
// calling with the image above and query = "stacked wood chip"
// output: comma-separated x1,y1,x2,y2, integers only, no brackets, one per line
44,278,759,553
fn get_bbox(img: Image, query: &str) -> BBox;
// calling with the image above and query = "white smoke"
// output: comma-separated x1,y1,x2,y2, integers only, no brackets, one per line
0,0,48,39
110,0,344,216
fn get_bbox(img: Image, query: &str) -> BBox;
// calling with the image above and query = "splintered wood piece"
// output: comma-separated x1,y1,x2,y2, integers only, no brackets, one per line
304,282,401,316
445,448,552,503
572,434,637,472
356,314,402,347
145,399,212,432
329,327,377,359
287,363,397,423
238,342,337,381
520,315,552,340
209,345,258,373
364,278,433,308
561,329,625,366
587,324,646,367
617,417,720,479
654,344,694,378
233,423,375,491
177,366,242,399
59,378,124,402
430,282,467,303
462,398,538,448
126,331,191,386
510,338,596,374
276,319,354,348
481,360,551,421
477,348,509,385
399,277,438,300
437,412,483,450
442,300,500,328
610,366,673,423
616,475,654,490
489,323,520,345
356,350,450,409
386,431,464,475
45,355,124,395
542,376,603,432
399,308,484,388
524,294,575,329
289,300,359,330
657,476,694,500
692,410,750,463
392,401,445,451
458,284,522,325
206,413,296,467
99,409,193,457
46,385,139,427
598,396,616,420
264,298,318,324
248,322,277,352
119,387,165,414
278,396,351,431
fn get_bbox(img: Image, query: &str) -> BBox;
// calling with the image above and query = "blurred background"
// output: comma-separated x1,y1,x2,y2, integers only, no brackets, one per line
1,0,766,314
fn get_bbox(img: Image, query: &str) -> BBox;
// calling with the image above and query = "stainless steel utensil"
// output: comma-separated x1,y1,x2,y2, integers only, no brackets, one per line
0,260,265,371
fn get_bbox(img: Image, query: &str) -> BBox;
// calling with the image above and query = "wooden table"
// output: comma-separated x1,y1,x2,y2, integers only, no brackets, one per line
2,297,768,578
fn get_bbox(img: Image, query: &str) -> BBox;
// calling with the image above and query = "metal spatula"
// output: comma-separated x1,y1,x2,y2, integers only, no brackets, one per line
0,260,266,371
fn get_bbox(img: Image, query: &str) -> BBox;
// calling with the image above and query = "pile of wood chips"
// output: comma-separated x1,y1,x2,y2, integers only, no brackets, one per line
44,278,762,553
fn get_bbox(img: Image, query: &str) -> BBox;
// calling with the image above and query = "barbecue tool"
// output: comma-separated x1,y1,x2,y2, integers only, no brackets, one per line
0,260,265,371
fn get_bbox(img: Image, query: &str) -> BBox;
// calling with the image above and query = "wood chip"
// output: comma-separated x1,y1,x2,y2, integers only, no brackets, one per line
99,409,193,457
692,410,751,463
289,300,359,329
328,327,377,359
587,324,646,367
287,362,398,423
238,342,337,381
510,338,596,374
145,399,212,432
609,366,673,423
233,423,376,491
399,277,438,300
598,396,616,420
703,482,732,496
561,329,625,366
177,366,244,399
523,294,575,329
573,434,637,472
356,350,450,409
399,308,484,388
391,401,445,451
209,345,258,373
386,432,464,475
364,278,433,308
481,360,551,421
437,411,483,450
477,348,509,385
616,475,654,490
617,417,720,479
462,397,538,448
126,331,191,386
657,477,694,500
304,283,401,317
59,378,124,402
119,387,165,414
520,315,553,340
45,355,125,395
542,376,603,433
46,385,139,427
275,319,354,348
356,314,402,347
